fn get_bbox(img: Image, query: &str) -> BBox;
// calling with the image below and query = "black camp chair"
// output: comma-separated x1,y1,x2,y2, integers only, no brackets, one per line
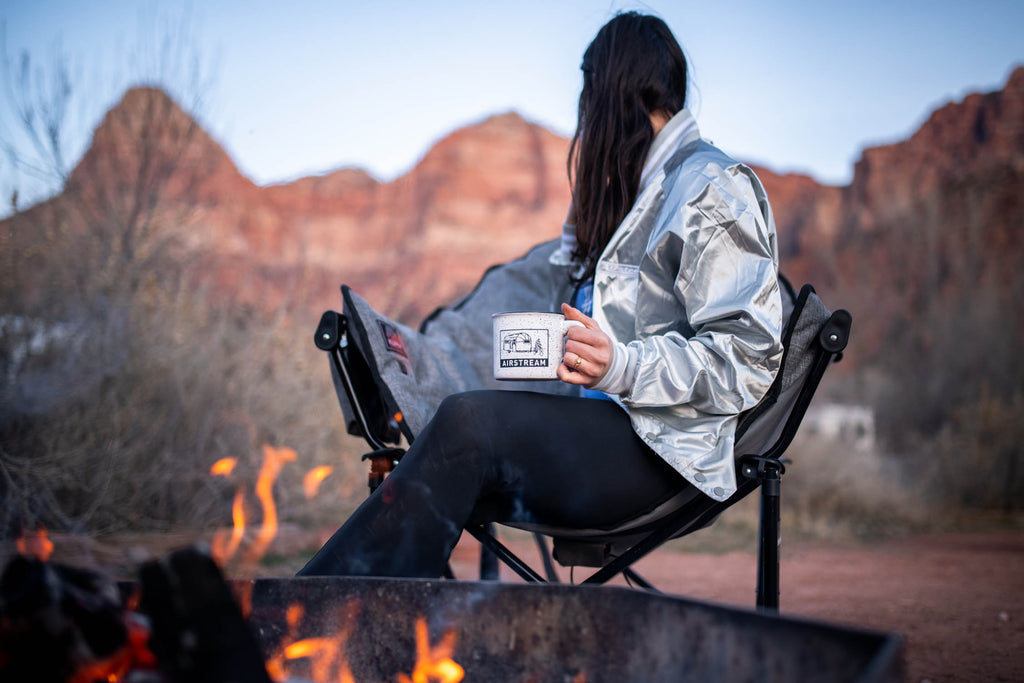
313,278,850,612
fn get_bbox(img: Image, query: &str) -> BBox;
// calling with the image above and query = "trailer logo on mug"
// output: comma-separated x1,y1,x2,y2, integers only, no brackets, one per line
499,328,548,367
493,312,583,380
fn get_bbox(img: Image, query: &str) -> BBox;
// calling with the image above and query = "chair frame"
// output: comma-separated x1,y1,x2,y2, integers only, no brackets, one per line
314,287,851,612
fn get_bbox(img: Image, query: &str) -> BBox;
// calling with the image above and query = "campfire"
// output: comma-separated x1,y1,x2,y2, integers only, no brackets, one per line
0,546,473,682
1,445,901,682
1,444,475,683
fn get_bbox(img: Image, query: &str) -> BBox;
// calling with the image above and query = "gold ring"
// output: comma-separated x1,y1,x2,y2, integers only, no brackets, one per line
574,357,583,368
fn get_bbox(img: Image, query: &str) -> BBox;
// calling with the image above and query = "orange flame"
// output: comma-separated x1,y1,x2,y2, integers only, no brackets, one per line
397,618,465,683
267,600,360,683
15,525,54,562
266,604,306,680
209,446,299,566
266,600,465,683
232,581,255,620
303,466,334,499
211,487,246,565
246,445,297,562
210,457,238,476
282,638,346,682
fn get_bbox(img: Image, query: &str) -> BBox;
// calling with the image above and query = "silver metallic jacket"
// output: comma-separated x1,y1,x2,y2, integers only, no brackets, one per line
571,113,783,501
342,112,783,504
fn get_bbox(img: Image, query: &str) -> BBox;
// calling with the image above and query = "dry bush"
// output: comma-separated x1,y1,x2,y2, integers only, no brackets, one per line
871,275,1024,512
824,166,1024,513
0,136,370,539
776,433,929,539
0,255,369,537
910,390,1024,512
665,431,930,553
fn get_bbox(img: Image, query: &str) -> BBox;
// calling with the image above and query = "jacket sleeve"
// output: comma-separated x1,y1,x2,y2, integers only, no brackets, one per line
621,167,783,413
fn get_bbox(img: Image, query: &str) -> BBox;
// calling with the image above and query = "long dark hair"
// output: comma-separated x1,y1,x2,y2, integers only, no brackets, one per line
569,12,688,282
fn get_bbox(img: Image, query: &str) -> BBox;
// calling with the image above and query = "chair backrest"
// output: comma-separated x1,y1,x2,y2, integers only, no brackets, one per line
735,279,837,458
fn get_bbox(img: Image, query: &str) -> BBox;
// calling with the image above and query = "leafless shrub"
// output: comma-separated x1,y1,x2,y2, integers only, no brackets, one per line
852,167,1024,511
0,255,366,536
911,390,1024,512
778,433,929,539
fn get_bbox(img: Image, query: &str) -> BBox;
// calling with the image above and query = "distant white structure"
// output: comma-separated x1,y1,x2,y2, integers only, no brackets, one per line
0,315,80,385
802,403,876,452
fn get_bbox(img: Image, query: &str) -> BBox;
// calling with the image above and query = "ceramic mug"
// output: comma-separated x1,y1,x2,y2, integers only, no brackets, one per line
492,312,584,380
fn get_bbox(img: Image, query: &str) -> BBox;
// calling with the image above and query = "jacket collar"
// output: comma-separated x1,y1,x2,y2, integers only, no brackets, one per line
639,109,700,193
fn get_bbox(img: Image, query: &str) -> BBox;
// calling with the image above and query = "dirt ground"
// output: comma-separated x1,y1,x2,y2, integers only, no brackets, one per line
17,529,1024,682
443,530,1024,683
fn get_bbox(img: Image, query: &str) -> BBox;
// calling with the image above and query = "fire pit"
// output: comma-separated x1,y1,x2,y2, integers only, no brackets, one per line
246,576,902,682
1,545,900,682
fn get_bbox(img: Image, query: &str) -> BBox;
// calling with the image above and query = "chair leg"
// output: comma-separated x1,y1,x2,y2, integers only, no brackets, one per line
756,462,782,612
533,533,561,582
622,568,660,592
479,523,499,580
466,525,547,583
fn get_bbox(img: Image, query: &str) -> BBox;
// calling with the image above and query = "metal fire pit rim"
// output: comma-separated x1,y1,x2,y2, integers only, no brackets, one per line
283,574,901,638
254,575,903,682
266,577,905,679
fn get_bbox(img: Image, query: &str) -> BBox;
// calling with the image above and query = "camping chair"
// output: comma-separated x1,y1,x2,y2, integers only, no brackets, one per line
313,275,850,612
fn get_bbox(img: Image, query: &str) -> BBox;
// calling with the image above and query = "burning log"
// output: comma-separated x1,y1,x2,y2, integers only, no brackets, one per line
0,555,148,682
0,546,274,683
138,547,273,683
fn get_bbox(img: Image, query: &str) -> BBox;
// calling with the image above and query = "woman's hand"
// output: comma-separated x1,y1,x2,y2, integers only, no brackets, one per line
557,302,613,387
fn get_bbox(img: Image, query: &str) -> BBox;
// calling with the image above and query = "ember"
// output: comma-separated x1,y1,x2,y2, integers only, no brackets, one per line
0,555,157,682
15,524,54,562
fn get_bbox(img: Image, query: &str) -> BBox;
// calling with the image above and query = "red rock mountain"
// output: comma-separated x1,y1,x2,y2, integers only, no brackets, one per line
12,67,1024,368
57,92,573,320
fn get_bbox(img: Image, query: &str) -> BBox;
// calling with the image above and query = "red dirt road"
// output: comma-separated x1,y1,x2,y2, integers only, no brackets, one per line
450,531,1024,683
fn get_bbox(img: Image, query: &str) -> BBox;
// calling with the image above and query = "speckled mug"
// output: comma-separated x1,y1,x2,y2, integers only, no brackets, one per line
493,312,584,380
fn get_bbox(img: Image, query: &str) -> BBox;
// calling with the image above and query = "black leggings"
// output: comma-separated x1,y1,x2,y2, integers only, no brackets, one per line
297,390,693,578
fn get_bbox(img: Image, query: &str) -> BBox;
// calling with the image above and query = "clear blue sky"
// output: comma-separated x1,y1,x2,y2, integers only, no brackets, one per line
2,0,1022,212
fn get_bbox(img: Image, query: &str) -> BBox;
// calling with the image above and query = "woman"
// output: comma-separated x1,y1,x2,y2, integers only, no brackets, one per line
299,12,782,578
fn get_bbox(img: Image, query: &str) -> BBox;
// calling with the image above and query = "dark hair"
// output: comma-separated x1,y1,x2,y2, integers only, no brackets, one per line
569,12,688,282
